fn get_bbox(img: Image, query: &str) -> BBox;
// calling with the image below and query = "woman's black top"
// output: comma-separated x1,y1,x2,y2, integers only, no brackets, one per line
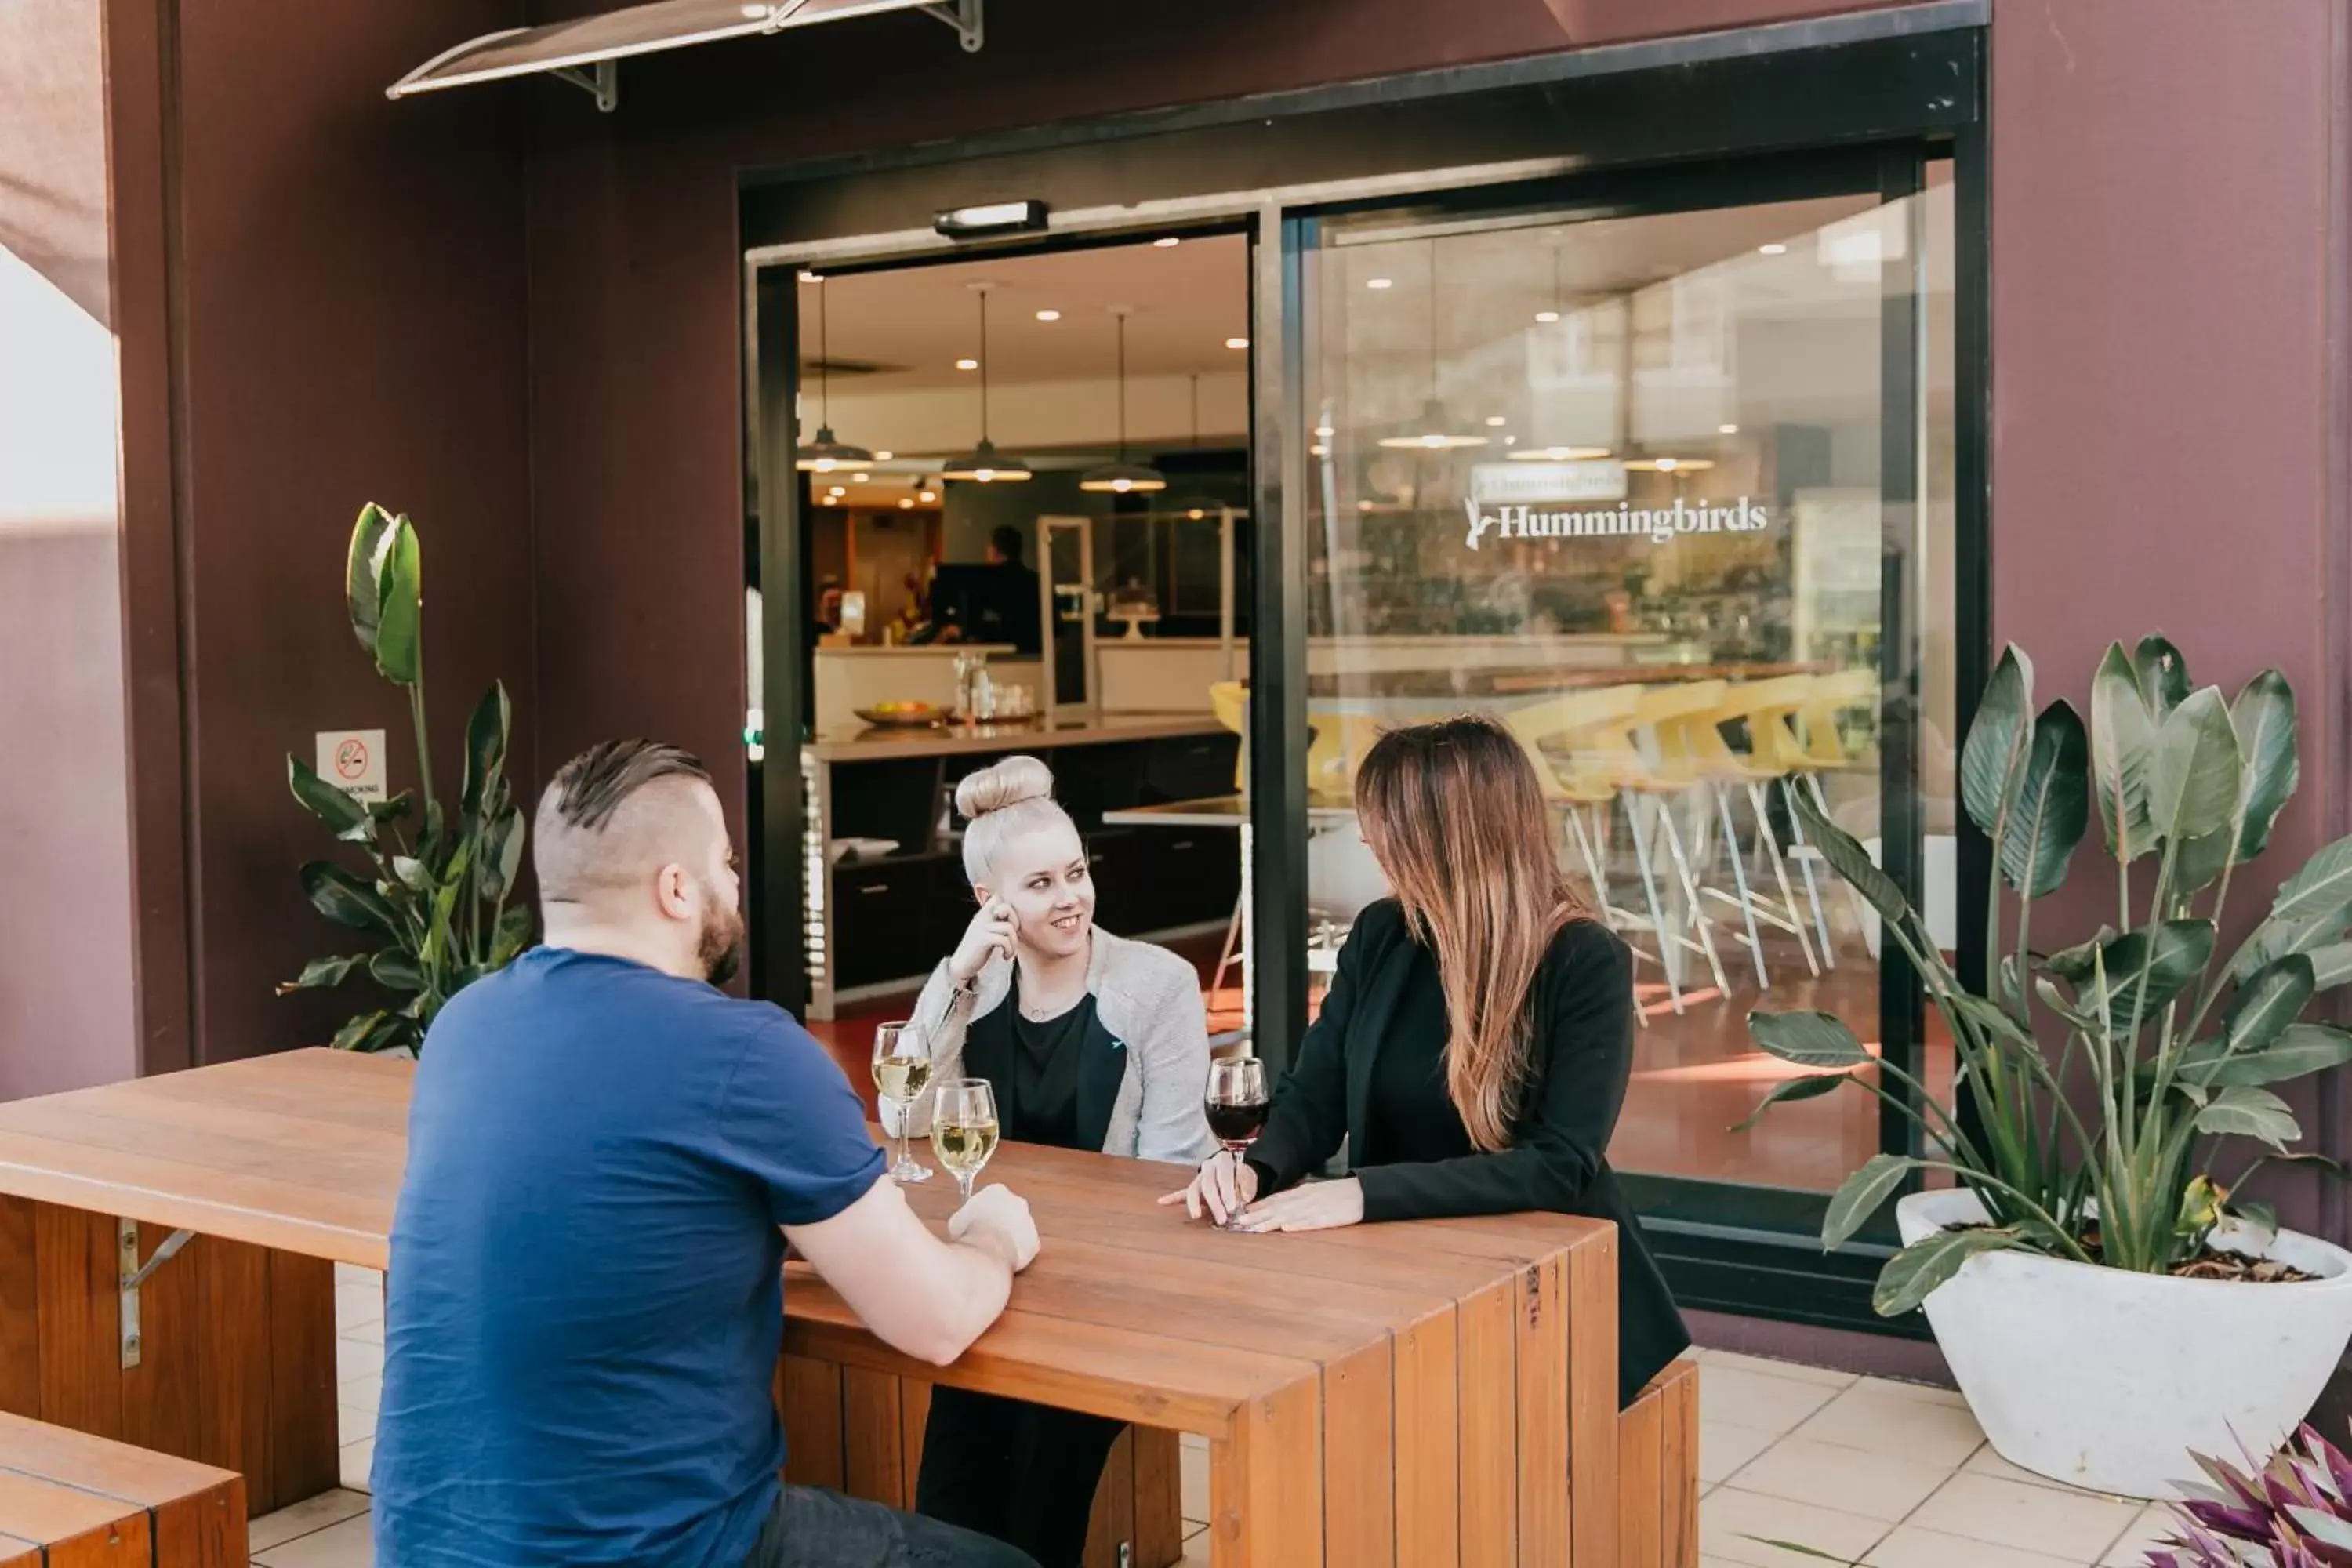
1245,899,1690,1406
966,973,1092,1149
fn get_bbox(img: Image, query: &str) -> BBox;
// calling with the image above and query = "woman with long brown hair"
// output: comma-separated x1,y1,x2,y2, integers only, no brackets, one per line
1163,713,1689,1406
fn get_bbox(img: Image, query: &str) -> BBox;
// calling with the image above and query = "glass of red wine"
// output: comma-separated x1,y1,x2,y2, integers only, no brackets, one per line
1203,1056,1270,1229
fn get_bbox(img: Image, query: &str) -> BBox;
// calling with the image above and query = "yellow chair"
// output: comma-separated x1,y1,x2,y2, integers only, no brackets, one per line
1687,678,1828,985
1208,681,1248,790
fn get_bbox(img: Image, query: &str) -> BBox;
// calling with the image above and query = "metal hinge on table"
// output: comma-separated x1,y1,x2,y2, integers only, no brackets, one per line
117,1220,195,1369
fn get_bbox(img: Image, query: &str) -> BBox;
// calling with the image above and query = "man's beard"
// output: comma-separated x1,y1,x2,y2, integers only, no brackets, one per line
699,901,746,986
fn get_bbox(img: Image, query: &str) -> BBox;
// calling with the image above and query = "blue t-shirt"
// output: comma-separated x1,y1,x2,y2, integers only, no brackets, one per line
372,947,885,1567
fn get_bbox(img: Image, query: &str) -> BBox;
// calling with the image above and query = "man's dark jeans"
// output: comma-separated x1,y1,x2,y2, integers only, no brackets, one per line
741,1483,1040,1568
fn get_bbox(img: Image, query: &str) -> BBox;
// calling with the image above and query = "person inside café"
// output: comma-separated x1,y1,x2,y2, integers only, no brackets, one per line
900,754,1215,1567
1164,715,1691,1407
372,739,1044,1568
978,524,1043,656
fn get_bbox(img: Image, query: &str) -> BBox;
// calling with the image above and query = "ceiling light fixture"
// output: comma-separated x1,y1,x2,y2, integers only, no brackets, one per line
955,358,978,372
851,471,870,482
933,200,1048,240
1535,310,1560,324
1225,336,1249,350
1509,444,1613,462
1036,310,1061,322
1534,248,1566,327
1759,242,1789,256
899,498,915,510
938,282,1033,483
919,488,938,503
794,274,874,474
1624,457,1717,473
1719,424,1740,435
1377,241,1488,452
873,450,895,460
1367,277,1394,290
1154,237,1180,249
1080,305,1168,495
1485,416,1508,427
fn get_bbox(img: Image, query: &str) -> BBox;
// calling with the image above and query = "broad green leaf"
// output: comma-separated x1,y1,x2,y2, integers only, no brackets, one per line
2230,670,2299,862
1824,1154,1919,1250
2230,1199,2278,1239
1791,786,1905,923
2229,908,2351,988
2134,633,2190,720
460,681,512,820
1747,1010,1871,1069
329,1010,389,1051
2071,920,2216,1036
301,861,401,936
484,807,527,902
368,950,424,993
390,855,433,893
368,789,416,824
2195,1086,2302,1151
288,754,372,842
1874,1226,2027,1316
2202,1023,2352,1088
2034,975,2102,1035
2000,699,2089,898
346,503,399,657
1730,1071,1849,1133
2090,643,2158,865
2148,688,2242,845
275,953,367,995
1960,646,2034,841
2170,825,2235,898
2042,925,2121,984
2308,943,2352,991
1949,992,2038,1051
491,903,535,967
2221,956,2316,1058
2271,835,2352,928
371,514,423,687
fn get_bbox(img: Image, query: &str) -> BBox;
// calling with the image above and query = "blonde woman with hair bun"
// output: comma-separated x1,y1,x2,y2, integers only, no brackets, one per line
904,753,1213,1567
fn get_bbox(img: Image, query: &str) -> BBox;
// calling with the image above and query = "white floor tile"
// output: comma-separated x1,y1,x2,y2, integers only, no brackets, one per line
1907,1472,2144,1561
1850,1374,1969,1410
2102,1504,2179,1565
1962,1441,2136,1501
337,1336,384,1382
254,1510,373,1568
1703,1350,1860,1391
341,1315,384,1348
249,1490,371,1554
1729,1435,1957,1523
1793,1383,1987,1469
340,1436,375,1494
1179,1523,1211,1566
334,1283,382,1331
1863,1523,2082,1568
340,1374,381,1416
1700,1485,1889,1566
1180,1439,1207,1525
1700,1366,1846,1438
1700,1421,1779,1486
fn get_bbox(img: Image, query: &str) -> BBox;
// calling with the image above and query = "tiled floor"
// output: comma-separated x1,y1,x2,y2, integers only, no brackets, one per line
263,1267,2176,1566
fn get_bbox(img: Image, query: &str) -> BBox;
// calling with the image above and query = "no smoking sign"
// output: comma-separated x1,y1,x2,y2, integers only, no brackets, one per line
314,728,387,803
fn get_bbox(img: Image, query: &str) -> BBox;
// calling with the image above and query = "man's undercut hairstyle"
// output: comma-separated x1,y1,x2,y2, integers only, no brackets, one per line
534,740,717,907
545,740,710,832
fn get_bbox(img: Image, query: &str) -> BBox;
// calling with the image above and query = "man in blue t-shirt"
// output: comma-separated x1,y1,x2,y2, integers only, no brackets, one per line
374,739,1041,1568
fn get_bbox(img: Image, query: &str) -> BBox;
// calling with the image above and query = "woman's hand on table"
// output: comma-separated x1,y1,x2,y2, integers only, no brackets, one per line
1159,1149,1259,1225
948,898,1018,985
1232,1178,1363,1234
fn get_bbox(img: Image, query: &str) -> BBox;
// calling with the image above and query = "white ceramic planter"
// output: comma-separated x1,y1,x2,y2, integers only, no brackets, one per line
1897,1189,2352,1499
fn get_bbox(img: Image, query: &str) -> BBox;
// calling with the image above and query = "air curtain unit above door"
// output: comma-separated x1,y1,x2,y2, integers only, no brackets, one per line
387,0,982,114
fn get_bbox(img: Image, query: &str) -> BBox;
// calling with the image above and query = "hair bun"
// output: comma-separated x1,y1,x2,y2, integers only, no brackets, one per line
955,755,1056,820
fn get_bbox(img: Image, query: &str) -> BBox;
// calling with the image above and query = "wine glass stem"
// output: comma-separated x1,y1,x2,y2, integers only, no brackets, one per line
956,1171,974,1202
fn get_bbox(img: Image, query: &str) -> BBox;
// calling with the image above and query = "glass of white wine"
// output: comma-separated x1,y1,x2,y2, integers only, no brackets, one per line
930,1077,1000,1203
872,1022,934,1185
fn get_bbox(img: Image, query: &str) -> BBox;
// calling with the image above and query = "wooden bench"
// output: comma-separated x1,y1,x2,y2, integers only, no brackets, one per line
0,1410,245,1566
1617,1358,1700,1568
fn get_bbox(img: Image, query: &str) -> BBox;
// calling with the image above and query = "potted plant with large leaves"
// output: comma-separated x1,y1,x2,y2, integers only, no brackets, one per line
278,503,532,1053
1741,636,2352,1498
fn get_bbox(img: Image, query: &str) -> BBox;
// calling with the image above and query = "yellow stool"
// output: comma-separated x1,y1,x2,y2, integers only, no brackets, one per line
1690,677,1828,985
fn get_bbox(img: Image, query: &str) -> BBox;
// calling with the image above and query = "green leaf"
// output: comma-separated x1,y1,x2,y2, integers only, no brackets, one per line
1730,1072,1850,1133
2229,670,2299,862
370,514,423,687
1747,1010,1872,1069
274,953,368,996
2089,643,2159,865
480,807,527,904
2072,920,2216,1036
390,855,434,893
491,903,535,966
2230,1199,2278,1238
368,950,424,993
2203,1023,2352,1088
288,754,373,843
1790,786,1906,924
368,789,416,824
328,1010,389,1051
2195,1086,2302,1151
2148,687,2243,845
2271,835,2352,928
1999,699,2089,898
301,860,402,936
2307,943,2352,991
1949,991,2038,1051
1824,1154,1919,1251
1960,646,2034,843
346,503,399,657
2134,633,2190,720
2170,826,2235,899
2221,956,2317,1058
1874,1226,2027,1316
460,681,512,820
2042,925,2120,984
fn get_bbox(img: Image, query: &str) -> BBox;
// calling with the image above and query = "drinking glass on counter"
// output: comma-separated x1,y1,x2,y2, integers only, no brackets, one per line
1204,1056,1270,1230
872,1022,934,1185
930,1077,1001,1202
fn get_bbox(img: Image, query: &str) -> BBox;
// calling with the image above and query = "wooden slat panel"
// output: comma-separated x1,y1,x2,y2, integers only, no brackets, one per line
37,1509,149,1568
191,1239,271,1510
120,1223,204,1472
1391,1308,1458,1568
1132,1427,1184,1568
1515,1254,1571,1568
33,1205,120,1442
0,1530,37,1567
840,1367,906,1508
145,1477,249,1568
266,1250,339,1510
0,1199,37,1421
898,1377,931,1500
1454,1278,1515,1568
1659,1366,1697,1568
1209,1375,1322,1568
0,1408,238,1501
778,1356,845,1490
1564,1229,1621,1568
1614,1379,1663,1568
1320,1338,1395,1568
0,1467,140,1544
1081,1425,1136,1568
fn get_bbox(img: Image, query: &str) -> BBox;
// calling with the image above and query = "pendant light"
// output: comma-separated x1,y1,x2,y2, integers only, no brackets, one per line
938,281,1033,483
1377,241,1488,452
1167,373,1232,521
1512,249,1613,461
794,274,874,473
1080,306,1167,495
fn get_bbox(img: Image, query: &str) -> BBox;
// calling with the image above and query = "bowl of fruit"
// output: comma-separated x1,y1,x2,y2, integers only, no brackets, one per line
855,701,948,729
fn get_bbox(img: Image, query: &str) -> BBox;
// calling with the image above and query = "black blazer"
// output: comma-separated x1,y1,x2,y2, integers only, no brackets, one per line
1246,899,1689,1406
957,1004,1129,1155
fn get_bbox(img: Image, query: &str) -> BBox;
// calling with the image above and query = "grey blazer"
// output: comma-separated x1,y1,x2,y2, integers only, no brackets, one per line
897,927,1218,1165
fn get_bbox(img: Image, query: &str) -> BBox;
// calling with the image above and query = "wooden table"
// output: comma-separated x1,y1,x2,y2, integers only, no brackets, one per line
0,1050,1632,1565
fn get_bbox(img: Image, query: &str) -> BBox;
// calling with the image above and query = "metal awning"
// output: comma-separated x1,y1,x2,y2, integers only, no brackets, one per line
387,0,982,112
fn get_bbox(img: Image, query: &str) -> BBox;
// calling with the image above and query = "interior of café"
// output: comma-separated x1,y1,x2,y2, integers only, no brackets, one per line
766,172,1962,1203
